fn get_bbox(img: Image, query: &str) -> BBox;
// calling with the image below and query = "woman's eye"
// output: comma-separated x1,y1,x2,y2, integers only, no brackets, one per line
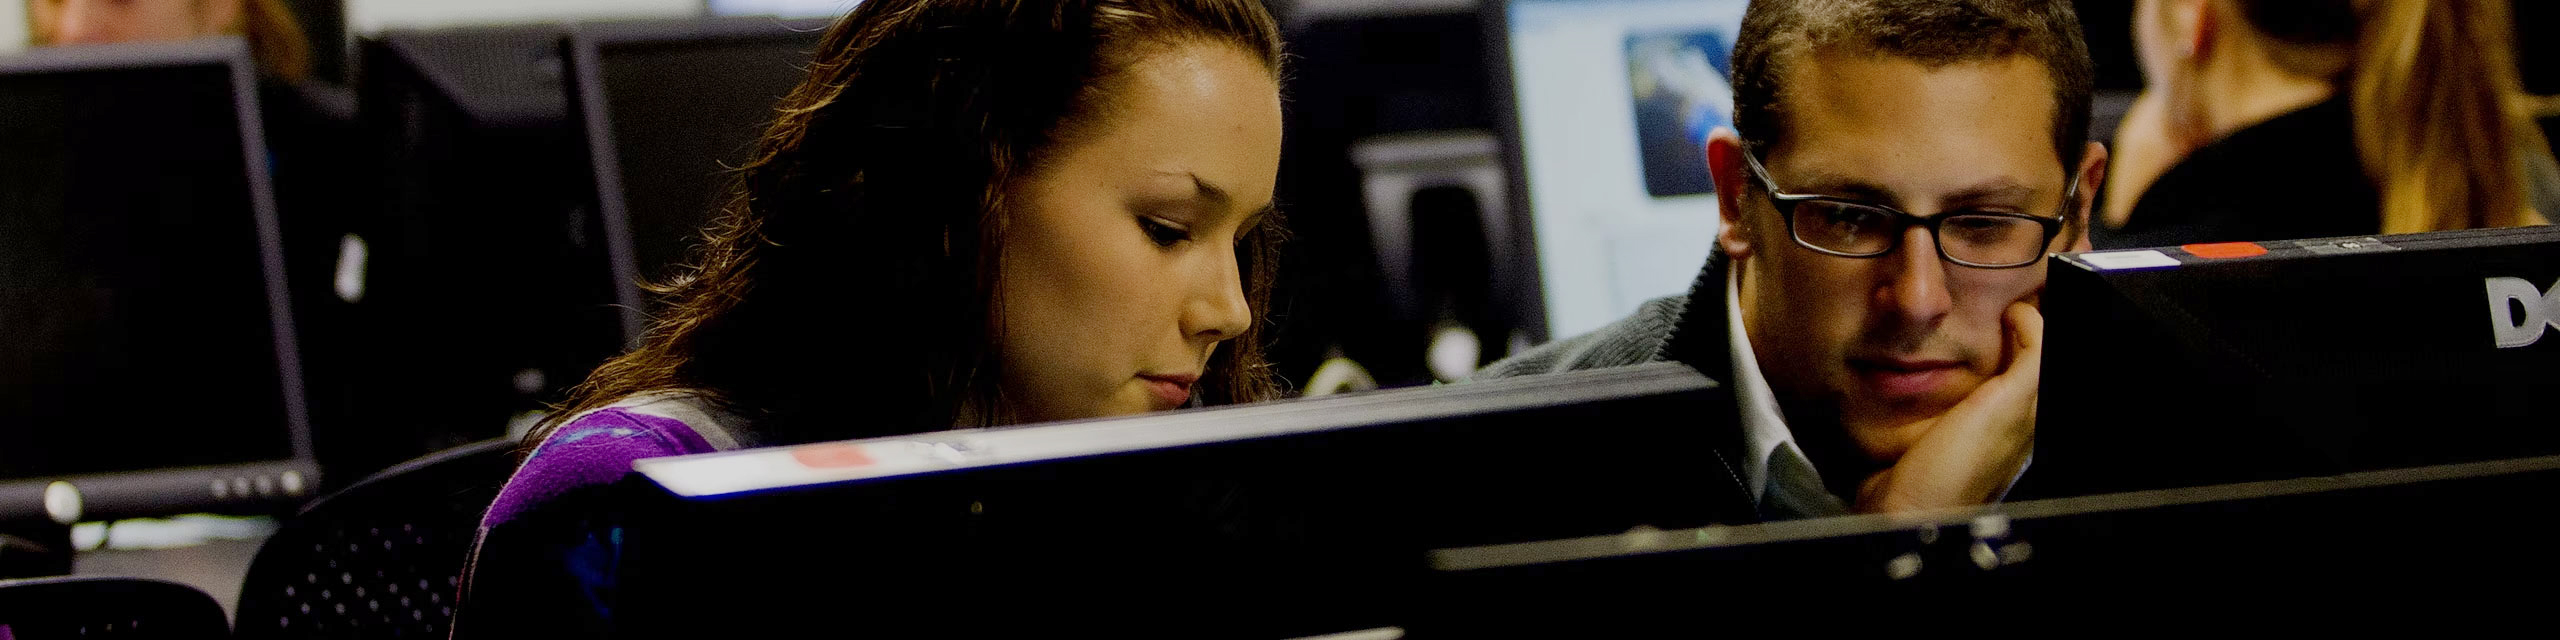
1139,217,1191,247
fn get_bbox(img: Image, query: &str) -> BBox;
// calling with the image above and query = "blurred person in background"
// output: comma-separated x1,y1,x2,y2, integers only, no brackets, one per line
28,0,310,81
2095,0,2553,249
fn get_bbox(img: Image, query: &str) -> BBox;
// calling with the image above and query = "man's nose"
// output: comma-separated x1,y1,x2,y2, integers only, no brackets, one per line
1878,224,1954,329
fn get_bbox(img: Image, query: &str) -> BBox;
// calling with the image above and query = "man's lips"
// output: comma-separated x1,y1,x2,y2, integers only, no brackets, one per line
1849,358,1963,399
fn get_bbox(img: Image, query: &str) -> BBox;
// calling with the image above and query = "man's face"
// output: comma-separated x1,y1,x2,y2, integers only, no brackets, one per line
1717,50,2085,463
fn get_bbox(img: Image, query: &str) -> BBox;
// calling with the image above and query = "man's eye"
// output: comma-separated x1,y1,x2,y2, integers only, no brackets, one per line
1946,216,2006,232
1139,217,1190,247
1823,208,1884,232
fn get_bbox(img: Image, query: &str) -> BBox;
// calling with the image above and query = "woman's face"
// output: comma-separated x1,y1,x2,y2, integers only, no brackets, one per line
31,0,224,46
995,41,1282,424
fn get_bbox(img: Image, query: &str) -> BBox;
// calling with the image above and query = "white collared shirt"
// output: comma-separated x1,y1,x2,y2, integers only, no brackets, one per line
1726,273,1853,519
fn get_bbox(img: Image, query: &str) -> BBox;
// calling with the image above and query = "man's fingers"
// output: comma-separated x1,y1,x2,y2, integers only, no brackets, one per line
2001,301,2044,382
1860,302,2046,513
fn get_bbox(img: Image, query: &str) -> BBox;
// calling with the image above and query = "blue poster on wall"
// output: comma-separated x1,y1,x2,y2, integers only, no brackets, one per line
1625,29,1734,198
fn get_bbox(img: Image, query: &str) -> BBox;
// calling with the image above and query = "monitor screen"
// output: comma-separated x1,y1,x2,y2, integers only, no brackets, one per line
616,363,1724,636
577,22,825,338
0,42,305,480
1500,0,1746,338
706,0,856,19
1422,453,2560,632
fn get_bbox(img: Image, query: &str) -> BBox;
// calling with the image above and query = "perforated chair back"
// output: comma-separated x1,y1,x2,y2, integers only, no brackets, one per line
0,576,228,638
234,438,517,639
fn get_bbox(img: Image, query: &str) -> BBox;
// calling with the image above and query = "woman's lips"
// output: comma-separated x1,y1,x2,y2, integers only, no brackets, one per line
1138,373,1198,409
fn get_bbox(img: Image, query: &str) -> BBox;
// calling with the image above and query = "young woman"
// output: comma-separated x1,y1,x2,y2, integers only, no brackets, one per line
2096,0,2551,248
456,0,1285,632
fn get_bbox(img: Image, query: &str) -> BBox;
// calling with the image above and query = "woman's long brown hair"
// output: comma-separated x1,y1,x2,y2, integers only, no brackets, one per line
527,0,1286,451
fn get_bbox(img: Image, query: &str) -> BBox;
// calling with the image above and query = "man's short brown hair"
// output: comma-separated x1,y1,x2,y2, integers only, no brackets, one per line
1730,0,2094,171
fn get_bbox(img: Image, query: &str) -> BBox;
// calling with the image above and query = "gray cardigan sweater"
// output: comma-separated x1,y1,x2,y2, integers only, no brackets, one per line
1475,249,1764,522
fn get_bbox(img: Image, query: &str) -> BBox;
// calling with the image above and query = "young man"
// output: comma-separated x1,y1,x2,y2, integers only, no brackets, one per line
1483,0,2109,520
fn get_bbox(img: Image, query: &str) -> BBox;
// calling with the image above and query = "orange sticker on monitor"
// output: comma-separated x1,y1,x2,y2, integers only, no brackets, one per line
791,444,875,468
2181,242,2267,259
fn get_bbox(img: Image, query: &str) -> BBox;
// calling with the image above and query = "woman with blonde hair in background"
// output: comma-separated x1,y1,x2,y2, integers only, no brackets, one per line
2096,0,2553,248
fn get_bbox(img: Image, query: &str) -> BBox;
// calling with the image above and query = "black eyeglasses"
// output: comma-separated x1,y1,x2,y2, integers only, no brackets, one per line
1740,148,2074,269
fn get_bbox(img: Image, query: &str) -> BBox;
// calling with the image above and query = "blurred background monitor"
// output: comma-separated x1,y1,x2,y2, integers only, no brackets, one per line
1493,0,1746,340
566,17,829,340
705,0,857,19
351,25,620,475
0,40,316,521
1263,8,1517,389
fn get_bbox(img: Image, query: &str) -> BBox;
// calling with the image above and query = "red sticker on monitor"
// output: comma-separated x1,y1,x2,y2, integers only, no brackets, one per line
790,444,875,468
2181,242,2267,259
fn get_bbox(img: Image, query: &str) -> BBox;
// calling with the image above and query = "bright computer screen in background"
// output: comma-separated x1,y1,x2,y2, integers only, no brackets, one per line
707,0,858,19
1501,0,1745,338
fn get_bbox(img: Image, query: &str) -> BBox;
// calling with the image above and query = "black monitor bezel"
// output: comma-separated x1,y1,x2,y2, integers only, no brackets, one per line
1477,0,1555,344
565,17,835,346
0,38,318,513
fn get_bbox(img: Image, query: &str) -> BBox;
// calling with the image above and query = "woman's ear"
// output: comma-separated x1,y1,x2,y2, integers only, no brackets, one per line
1706,128,1755,261
2177,0,2214,60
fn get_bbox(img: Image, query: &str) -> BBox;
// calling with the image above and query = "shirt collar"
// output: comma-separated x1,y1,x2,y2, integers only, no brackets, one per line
1727,270,1844,517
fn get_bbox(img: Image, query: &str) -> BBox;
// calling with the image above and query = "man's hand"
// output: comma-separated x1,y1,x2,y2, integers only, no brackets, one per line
1854,302,2042,513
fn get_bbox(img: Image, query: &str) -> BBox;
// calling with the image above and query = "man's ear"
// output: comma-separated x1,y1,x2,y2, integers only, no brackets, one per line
1707,128,1756,261
199,0,246,37
2066,141,2110,253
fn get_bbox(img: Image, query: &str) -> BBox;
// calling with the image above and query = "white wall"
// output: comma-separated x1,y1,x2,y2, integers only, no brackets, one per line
2,0,28,55
0,0,704,53
347,0,698,33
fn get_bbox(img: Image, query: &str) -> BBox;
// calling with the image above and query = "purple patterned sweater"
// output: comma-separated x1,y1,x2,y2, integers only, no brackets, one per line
455,392,753,637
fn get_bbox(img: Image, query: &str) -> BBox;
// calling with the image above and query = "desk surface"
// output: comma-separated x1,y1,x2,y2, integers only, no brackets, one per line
73,536,264,622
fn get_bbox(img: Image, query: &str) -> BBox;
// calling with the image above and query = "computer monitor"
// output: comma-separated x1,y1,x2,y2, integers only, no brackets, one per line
2019,226,2560,499
614,363,1725,637
1421,453,2560,630
706,0,856,19
351,26,624,476
566,18,829,341
0,39,317,522
1491,0,1747,340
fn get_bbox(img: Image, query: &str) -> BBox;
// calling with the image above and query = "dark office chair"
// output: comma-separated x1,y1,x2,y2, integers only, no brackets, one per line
233,438,518,639
0,576,229,638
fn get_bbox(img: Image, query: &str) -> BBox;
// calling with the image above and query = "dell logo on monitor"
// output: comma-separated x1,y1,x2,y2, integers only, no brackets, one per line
2489,277,2560,348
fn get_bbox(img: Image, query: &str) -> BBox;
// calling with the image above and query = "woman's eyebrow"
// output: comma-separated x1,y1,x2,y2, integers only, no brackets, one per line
1153,170,1274,227
1161,170,1232,209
